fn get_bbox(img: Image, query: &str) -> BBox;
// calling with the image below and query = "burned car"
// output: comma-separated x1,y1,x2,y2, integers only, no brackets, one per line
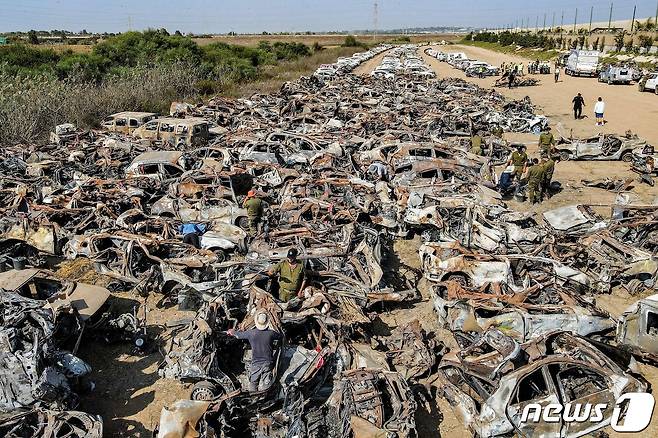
0,268,110,320
555,132,647,162
438,331,648,438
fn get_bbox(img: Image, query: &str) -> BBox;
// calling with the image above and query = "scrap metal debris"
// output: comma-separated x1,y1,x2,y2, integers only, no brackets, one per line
1,42,656,437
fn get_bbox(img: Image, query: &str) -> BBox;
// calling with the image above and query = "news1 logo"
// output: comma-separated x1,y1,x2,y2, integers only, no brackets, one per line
520,392,655,433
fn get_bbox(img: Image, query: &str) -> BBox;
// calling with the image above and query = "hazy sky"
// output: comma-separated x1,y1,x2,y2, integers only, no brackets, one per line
1,0,655,33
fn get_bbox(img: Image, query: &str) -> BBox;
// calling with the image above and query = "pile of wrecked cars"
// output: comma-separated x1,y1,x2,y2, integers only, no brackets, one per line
1,43,657,437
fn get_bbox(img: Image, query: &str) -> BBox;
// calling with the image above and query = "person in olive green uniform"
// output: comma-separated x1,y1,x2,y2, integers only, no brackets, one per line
491,124,504,138
541,155,556,199
526,158,545,204
243,190,263,236
507,144,528,180
470,131,484,156
268,248,306,302
538,126,555,156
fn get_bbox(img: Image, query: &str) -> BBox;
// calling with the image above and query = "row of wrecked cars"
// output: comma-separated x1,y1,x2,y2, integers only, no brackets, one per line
1,43,657,437
418,197,658,437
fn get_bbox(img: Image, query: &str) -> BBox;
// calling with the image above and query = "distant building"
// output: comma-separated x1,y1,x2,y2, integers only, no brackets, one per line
0,36,7,45
591,27,624,33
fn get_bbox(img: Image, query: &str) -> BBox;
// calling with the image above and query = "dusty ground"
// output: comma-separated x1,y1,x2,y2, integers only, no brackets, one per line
61,44,658,437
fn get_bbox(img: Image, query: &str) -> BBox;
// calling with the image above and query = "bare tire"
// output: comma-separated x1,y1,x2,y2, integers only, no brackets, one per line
559,151,571,162
213,249,227,263
191,381,220,401
237,216,250,230
445,273,470,287
621,152,633,162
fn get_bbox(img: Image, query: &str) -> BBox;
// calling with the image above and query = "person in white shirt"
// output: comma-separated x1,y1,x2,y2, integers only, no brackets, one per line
594,97,606,126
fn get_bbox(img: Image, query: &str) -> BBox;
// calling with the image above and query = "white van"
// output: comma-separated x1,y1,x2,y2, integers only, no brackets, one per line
565,50,600,77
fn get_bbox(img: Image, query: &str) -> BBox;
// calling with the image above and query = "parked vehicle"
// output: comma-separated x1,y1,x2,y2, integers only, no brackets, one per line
638,72,658,93
101,112,157,134
132,117,209,147
565,50,600,77
125,151,186,180
598,65,633,85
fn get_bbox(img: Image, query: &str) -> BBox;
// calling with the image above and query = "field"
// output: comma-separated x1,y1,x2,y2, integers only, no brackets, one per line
192,33,460,47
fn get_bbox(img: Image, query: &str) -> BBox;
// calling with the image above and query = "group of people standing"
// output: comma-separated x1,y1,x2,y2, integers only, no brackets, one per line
572,93,607,126
496,126,558,205
501,62,526,76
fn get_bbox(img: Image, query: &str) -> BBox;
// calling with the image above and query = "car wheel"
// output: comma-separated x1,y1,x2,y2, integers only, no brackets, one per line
559,151,571,162
621,152,633,162
191,381,221,401
531,124,542,135
237,216,250,230
445,273,471,287
213,249,227,263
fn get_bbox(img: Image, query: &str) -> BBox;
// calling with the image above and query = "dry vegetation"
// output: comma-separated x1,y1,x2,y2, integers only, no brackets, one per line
223,46,362,96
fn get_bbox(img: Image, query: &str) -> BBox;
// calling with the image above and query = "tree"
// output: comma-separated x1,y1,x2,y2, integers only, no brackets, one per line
28,30,39,44
614,31,626,52
638,35,654,51
174,30,183,37
342,35,361,47
599,36,606,52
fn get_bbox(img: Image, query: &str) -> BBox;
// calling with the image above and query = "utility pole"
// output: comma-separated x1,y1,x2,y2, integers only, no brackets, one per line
655,0,658,33
608,3,613,31
552,12,556,31
561,11,565,40
589,6,593,34
573,8,578,33
536,15,539,33
543,13,547,31
630,4,636,33
373,1,378,42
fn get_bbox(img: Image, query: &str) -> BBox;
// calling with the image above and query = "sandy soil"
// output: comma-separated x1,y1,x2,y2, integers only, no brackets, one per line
353,47,393,76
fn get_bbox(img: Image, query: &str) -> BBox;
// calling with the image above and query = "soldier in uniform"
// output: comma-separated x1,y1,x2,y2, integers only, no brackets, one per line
243,190,264,237
541,154,556,200
526,158,545,204
507,144,528,180
538,126,555,156
470,131,484,156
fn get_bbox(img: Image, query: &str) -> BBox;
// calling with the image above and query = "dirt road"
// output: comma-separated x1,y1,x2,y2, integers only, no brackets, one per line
353,47,392,76
415,45,658,215
420,44,658,144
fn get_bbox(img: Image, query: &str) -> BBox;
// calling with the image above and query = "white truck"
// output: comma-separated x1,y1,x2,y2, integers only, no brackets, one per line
565,49,600,77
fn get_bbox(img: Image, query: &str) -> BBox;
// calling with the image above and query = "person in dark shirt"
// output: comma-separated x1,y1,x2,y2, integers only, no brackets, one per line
572,93,585,120
228,312,283,392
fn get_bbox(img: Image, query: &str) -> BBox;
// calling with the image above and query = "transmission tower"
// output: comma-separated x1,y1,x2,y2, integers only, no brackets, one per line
373,1,379,41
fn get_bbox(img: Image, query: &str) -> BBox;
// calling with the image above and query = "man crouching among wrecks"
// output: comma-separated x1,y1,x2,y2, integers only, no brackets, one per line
227,311,282,392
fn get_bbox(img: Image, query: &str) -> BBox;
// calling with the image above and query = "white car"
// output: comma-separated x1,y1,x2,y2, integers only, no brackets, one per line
638,72,658,94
